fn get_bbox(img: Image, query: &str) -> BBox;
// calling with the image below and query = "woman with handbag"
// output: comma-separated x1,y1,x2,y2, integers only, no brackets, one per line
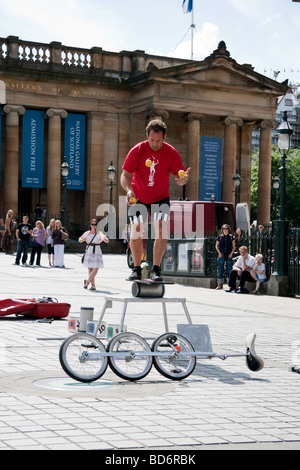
51,219,69,268
78,218,109,290
30,220,46,266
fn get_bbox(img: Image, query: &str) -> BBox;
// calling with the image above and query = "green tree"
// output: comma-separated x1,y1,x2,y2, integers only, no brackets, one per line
251,147,300,225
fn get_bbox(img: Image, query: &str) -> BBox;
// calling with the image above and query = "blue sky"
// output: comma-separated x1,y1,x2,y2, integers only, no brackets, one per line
0,0,299,84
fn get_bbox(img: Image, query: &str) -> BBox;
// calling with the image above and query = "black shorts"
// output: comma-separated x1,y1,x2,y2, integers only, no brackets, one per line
129,197,170,225
47,244,54,255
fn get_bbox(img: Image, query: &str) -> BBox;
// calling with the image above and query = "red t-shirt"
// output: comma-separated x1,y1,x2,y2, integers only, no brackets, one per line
123,140,185,204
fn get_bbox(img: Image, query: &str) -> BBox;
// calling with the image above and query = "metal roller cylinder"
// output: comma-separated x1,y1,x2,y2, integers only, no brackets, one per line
131,282,165,298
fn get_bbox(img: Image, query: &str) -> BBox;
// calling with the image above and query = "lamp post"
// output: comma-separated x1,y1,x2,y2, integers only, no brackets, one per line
272,174,280,222
273,111,293,277
233,169,241,208
60,157,69,228
276,111,293,221
106,161,116,238
107,160,116,207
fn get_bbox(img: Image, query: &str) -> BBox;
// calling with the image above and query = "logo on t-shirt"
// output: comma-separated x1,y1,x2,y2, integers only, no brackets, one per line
21,225,29,235
148,157,159,187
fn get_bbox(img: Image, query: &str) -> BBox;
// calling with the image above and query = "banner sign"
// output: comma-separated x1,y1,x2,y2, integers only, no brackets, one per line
64,113,86,190
199,136,223,201
22,110,44,188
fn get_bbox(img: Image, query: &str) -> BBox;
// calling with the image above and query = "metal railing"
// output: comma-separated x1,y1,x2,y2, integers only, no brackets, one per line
288,227,300,296
161,232,275,281
161,228,300,296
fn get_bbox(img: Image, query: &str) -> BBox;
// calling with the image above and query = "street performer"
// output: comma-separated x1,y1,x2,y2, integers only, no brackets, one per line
121,119,190,281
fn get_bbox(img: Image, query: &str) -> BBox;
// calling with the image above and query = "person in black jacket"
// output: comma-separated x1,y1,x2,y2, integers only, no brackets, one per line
215,224,235,290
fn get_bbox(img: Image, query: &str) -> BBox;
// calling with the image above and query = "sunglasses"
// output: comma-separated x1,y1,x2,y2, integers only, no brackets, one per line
91,223,97,226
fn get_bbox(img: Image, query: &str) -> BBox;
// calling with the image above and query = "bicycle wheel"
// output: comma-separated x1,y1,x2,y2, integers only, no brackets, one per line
107,332,152,381
59,333,108,383
151,333,196,380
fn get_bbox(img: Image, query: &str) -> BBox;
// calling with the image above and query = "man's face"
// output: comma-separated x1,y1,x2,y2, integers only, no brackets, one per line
147,130,165,152
23,217,29,224
240,248,248,258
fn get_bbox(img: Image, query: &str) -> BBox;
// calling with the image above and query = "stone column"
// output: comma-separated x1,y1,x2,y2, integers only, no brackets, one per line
257,120,273,227
46,109,68,218
240,122,255,210
185,113,206,201
220,117,243,203
3,104,26,212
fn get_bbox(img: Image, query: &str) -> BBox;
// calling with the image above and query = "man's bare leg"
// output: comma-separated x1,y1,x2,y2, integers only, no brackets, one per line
128,223,144,280
151,220,168,280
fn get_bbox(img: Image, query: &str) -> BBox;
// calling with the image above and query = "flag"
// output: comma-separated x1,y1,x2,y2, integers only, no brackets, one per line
182,0,193,14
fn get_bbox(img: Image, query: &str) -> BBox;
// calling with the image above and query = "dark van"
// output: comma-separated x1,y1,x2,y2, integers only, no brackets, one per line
169,200,236,238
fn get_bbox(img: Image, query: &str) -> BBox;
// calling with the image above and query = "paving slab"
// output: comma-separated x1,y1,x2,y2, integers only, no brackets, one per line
0,251,299,451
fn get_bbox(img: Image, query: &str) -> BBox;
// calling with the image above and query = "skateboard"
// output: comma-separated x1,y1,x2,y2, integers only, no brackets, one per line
126,278,174,298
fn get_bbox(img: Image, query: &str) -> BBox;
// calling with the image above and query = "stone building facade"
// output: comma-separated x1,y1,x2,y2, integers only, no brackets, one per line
0,36,287,232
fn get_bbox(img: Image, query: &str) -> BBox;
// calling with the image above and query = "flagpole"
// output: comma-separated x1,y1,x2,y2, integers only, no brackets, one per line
191,2,194,60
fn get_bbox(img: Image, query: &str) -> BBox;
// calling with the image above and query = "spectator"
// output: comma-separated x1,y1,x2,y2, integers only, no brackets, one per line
46,219,56,266
30,220,46,266
250,253,267,294
15,215,33,266
257,224,265,253
2,209,15,255
34,203,43,221
0,218,5,251
51,220,68,268
78,218,109,290
215,224,235,290
226,245,256,294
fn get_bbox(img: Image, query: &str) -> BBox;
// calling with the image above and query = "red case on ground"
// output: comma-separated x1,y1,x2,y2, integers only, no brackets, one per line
32,302,70,319
0,299,36,317
0,298,70,319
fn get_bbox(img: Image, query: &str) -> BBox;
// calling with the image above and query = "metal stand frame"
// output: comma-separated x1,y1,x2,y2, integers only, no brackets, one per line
94,296,193,336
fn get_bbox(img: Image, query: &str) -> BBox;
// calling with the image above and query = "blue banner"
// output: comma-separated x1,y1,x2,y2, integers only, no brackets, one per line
199,137,223,201
64,113,86,190
22,110,44,188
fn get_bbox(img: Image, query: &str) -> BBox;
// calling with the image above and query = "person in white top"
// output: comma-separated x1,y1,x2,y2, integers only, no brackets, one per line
250,253,267,294
78,218,109,290
226,245,256,293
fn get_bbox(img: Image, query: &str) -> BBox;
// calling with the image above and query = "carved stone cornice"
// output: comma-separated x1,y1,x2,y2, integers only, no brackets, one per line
260,120,276,129
219,116,243,127
46,108,68,119
184,113,206,123
148,109,169,120
3,104,25,115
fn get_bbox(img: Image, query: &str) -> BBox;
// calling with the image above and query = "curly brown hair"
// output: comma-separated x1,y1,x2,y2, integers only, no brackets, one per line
146,119,167,137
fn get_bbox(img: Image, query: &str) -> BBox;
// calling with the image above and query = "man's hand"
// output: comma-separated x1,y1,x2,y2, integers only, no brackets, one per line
127,190,137,206
174,167,191,186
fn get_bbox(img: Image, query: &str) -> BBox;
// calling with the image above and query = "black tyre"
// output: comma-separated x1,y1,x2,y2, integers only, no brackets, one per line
107,332,152,381
59,333,108,382
151,333,196,380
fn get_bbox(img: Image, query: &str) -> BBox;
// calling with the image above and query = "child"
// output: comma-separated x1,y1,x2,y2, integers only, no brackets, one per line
251,253,267,294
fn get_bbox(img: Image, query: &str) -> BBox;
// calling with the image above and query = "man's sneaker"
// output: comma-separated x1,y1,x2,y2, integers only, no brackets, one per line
128,267,142,281
150,268,163,282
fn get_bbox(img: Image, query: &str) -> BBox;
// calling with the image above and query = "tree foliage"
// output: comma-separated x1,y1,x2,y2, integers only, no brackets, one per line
251,147,300,225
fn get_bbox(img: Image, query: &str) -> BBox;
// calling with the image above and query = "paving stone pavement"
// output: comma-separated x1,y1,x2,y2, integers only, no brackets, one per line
0,251,300,451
